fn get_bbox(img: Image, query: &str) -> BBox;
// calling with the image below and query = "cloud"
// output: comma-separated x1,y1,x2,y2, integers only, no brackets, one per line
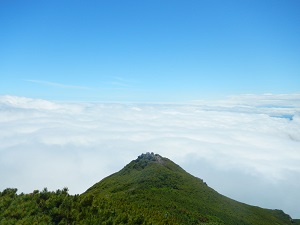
26,79,92,90
0,94,299,218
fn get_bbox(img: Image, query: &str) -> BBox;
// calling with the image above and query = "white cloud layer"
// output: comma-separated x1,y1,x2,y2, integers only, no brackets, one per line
0,94,300,218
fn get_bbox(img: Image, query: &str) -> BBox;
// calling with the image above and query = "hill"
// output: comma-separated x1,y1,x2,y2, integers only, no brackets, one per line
84,152,295,225
0,152,298,224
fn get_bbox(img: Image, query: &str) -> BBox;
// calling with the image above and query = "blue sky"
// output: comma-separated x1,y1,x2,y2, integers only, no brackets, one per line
1,0,300,102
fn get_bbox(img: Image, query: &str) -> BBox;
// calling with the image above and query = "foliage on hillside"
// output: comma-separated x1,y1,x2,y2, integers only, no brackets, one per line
293,219,300,225
85,153,295,225
0,153,297,224
0,187,161,225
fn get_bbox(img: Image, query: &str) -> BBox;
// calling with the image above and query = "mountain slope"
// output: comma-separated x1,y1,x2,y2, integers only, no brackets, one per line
0,153,297,224
84,152,294,225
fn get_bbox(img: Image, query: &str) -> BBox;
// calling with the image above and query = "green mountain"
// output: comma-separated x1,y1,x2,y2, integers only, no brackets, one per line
0,153,298,224
83,152,295,225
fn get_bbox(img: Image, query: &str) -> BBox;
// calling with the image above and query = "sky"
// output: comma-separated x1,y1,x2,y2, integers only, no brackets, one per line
1,0,300,102
1,0,300,219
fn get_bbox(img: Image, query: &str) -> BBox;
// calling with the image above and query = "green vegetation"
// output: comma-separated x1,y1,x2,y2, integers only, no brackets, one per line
293,220,300,225
0,153,297,224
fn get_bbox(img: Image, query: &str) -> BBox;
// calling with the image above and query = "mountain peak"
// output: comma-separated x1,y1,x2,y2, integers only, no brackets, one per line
84,153,296,225
137,152,164,165
122,152,184,173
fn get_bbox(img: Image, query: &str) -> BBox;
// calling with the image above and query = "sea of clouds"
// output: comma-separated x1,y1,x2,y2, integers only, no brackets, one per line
0,94,299,218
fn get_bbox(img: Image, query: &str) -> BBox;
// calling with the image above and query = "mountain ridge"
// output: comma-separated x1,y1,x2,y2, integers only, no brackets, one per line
84,152,296,225
0,152,298,224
